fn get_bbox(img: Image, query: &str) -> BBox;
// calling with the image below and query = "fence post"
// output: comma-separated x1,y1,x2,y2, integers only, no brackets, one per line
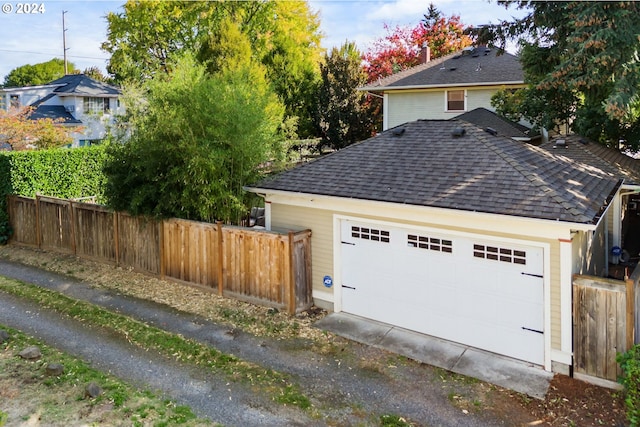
217,221,224,296
626,277,635,350
288,231,296,315
159,219,165,279
69,199,77,255
35,194,41,248
113,211,120,266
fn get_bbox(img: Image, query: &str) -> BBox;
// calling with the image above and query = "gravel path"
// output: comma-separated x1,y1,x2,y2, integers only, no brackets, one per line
0,258,523,426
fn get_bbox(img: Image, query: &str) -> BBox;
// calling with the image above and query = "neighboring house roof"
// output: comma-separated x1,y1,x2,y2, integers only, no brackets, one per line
362,47,524,91
48,74,121,97
28,105,82,124
249,119,640,225
456,108,541,142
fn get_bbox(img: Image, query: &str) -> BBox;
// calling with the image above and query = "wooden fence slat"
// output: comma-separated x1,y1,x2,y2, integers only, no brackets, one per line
573,275,628,382
7,195,312,313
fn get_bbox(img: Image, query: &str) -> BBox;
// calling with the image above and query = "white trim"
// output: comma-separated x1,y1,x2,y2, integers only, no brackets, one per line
612,192,621,248
333,213,553,371
312,288,334,305
383,93,389,131
559,238,573,362
0,83,65,92
264,201,272,231
244,189,596,238
551,348,573,365
361,80,525,92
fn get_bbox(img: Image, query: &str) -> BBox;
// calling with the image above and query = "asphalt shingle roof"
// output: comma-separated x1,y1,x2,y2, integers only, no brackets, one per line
363,47,524,90
48,74,121,96
455,108,540,141
28,105,82,124
252,120,640,224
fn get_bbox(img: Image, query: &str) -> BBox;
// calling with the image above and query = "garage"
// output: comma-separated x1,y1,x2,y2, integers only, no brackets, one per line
340,219,545,365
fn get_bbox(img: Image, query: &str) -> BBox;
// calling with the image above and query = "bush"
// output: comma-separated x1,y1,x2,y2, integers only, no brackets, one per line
0,146,107,244
618,344,640,426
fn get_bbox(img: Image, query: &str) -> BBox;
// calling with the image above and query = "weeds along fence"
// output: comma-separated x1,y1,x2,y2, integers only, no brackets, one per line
7,195,312,314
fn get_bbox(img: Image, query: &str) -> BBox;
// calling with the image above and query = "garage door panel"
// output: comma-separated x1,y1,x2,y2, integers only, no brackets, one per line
341,220,545,365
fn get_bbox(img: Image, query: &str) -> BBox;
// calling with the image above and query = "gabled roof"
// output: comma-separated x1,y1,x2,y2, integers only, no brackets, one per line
456,108,541,142
362,47,524,91
249,120,639,225
28,106,82,124
48,74,120,97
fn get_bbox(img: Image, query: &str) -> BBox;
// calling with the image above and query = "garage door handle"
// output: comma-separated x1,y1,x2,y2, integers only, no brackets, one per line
521,272,543,279
342,284,356,290
341,241,355,246
522,327,543,334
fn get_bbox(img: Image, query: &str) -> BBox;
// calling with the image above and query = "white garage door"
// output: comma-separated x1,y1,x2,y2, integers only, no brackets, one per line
340,220,544,365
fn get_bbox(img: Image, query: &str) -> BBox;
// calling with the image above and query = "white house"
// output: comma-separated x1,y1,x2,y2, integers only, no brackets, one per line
0,74,124,147
361,46,525,131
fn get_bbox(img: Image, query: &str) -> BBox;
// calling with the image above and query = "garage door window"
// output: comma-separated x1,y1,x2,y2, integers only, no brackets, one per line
407,234,453,253
351,226,390,243
473,244,526,265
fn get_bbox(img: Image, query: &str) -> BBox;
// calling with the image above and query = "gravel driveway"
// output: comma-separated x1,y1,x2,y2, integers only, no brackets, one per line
0,258,529,426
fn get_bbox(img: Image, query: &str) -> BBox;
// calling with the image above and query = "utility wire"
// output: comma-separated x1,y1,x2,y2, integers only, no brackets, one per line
0,48,108,61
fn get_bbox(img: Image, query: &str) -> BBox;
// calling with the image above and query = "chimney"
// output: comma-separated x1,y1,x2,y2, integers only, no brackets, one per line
420,43,431,64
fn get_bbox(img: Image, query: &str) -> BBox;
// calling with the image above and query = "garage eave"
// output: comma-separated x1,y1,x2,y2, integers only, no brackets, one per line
244,187,597,235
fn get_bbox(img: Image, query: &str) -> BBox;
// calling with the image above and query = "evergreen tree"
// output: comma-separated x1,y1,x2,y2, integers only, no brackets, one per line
489,1,640,148
317,42,376,150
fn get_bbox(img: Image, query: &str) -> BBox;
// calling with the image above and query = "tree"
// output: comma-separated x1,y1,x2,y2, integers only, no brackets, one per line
0,107,80,150
3,59,76,87
363,3,472,82
488,1,640,148
81,66,112,84
317,42,376,150
103,0,322,137
102,53,285,224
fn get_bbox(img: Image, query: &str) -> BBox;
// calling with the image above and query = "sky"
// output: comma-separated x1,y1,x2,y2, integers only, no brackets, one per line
0,0,529,82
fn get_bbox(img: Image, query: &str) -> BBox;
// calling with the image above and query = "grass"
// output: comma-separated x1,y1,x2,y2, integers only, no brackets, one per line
0,276,311,411
0,325,213,426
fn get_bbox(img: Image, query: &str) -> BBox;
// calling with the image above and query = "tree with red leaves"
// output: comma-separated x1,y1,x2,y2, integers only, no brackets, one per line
363,3,473,82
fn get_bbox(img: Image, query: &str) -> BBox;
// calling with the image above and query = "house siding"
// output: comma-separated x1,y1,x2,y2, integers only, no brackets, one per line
269,199,564,356
384,85,524,130
270,203,335,306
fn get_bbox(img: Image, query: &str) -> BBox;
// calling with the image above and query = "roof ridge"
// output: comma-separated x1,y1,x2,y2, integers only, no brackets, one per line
365,51,460,89
468,123,582,219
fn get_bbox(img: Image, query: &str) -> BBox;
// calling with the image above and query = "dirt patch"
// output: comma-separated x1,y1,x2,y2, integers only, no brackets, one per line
0,244,630,426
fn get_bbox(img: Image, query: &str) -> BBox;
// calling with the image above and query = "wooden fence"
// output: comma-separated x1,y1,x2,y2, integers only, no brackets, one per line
573,272,637,386
7,195,312,314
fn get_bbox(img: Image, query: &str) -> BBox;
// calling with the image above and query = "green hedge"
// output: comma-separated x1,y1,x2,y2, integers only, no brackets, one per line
618,344,640,426
0,146,107,244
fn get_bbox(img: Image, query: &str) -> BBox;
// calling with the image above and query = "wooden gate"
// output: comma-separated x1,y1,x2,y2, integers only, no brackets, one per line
573,274,635,385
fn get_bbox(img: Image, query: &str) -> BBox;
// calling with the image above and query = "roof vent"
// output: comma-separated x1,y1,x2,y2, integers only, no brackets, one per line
484,127,497,136
553,139,568,149
452,127,466,137
392,127,406,137
449,67,457,71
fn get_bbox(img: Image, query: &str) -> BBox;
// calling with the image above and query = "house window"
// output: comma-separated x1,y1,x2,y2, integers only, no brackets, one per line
407,234,453,253
84,97,110,114
446,90,465,111
9,94,20,109
473,244,526,265
351,226,390,243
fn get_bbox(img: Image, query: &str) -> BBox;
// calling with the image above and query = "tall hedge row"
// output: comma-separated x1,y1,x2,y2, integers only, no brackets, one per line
0,145,107,243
